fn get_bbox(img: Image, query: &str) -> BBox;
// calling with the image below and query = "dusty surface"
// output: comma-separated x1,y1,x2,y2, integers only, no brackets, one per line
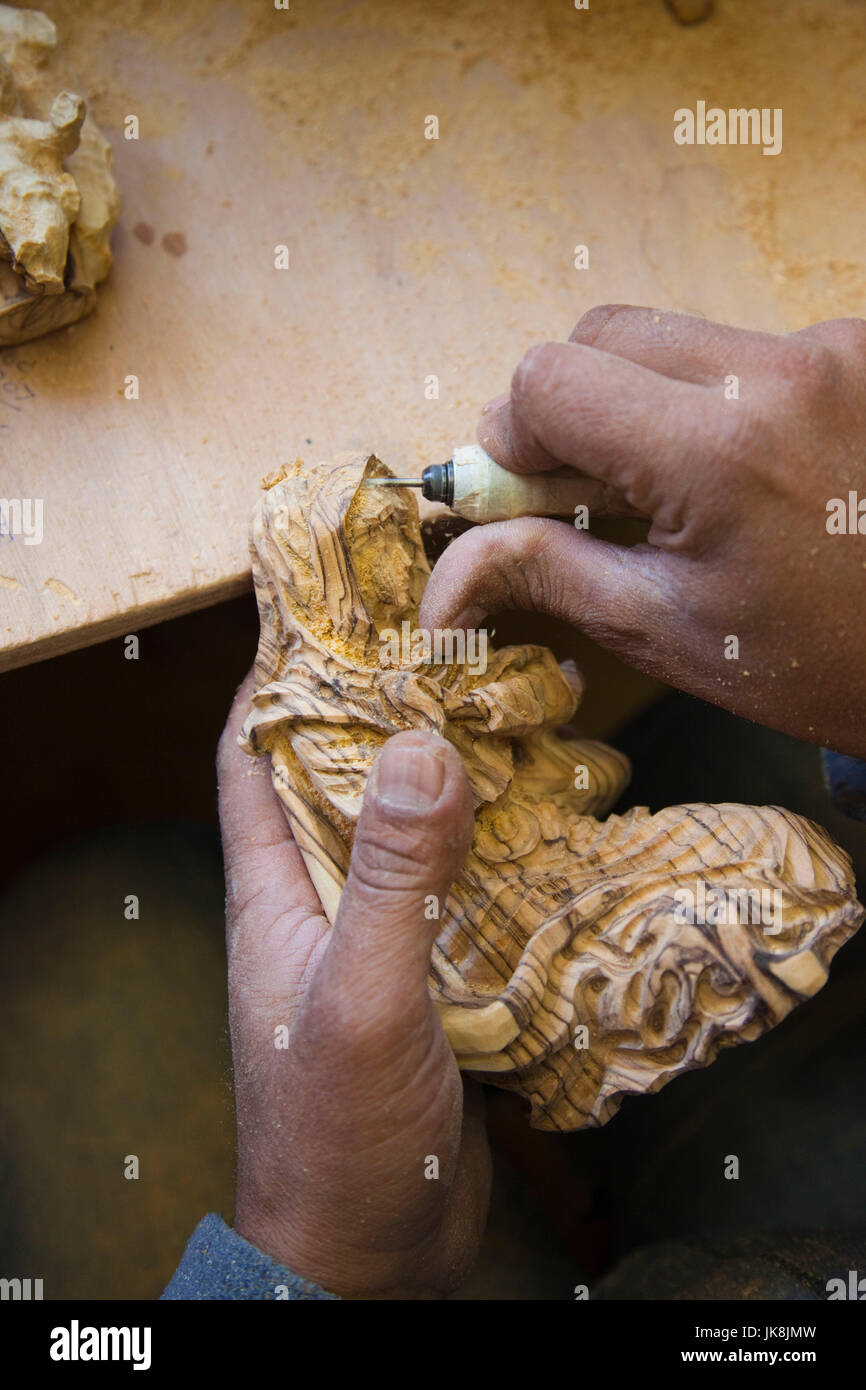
1,0,864,670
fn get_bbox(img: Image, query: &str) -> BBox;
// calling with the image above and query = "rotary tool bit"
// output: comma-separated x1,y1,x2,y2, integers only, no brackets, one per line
364,445,608,525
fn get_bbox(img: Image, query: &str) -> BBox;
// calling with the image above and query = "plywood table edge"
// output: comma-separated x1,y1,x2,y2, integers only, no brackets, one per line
0,568,253,674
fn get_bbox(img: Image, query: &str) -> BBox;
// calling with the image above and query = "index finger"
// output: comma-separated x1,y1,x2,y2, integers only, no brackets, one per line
478,340,734,524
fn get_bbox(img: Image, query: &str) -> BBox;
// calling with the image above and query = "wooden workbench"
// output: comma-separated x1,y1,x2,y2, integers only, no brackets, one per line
2,0,864,672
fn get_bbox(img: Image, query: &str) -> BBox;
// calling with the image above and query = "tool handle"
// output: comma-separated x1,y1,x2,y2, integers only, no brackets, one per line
450,445,614,524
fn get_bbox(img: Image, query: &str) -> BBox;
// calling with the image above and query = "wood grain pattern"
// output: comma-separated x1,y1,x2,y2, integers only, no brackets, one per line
241,453,864,1130
1,0,865,673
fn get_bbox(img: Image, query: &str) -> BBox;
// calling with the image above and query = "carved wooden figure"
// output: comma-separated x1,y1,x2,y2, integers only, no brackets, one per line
0,5,119,344
241,452,863,1130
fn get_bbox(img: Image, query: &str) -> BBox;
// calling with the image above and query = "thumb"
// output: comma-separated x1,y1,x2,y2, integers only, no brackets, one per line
419,516,676,670
318,730,475,1034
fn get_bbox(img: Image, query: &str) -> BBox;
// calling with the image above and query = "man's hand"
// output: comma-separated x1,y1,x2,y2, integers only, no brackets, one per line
419,308,866,760
219,674,490,1299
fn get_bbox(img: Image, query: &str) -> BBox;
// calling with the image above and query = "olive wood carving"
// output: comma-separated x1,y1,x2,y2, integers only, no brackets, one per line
241,452,863,1130
0,5,119,345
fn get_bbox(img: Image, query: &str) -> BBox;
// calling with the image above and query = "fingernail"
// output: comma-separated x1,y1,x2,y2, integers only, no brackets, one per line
375,740,445,815
481,392,510,415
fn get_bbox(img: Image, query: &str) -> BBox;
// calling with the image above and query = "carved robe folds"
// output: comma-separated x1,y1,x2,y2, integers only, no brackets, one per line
241,453,863,1130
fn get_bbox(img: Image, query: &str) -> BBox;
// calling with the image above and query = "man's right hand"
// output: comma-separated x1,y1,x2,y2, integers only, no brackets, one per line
420,307,866,760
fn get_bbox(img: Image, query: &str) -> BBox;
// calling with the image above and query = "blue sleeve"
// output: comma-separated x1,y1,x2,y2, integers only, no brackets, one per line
161,1213,340,1301
821,750,866,823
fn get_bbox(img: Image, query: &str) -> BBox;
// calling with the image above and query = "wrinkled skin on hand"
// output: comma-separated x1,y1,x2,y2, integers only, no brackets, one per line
220,673,490,1300
420,308,866,761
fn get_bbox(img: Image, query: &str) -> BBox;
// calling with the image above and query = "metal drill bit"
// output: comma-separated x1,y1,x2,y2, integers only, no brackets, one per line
363,462,454,506
361,477,421,487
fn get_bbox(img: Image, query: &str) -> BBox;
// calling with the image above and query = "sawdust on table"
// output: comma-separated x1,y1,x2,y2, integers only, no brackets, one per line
38,0,866,330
